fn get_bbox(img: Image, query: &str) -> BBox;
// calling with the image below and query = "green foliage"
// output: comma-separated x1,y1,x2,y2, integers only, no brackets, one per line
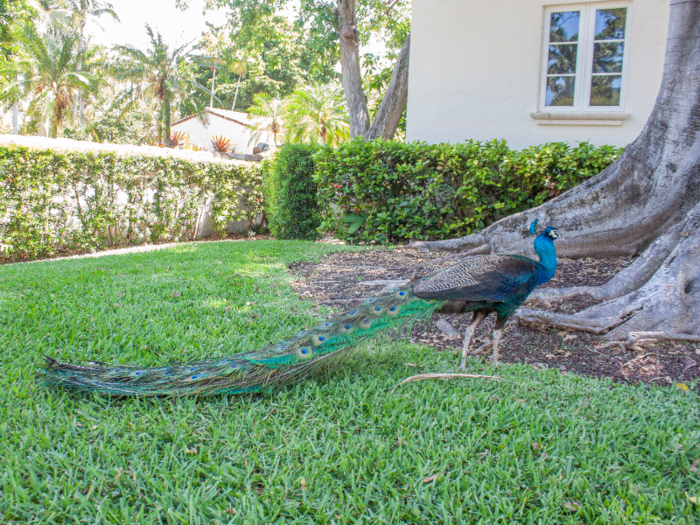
264,144,321,240
314,139,623,244
0,145,263,260
284,83,350,147
62,98,156,144
0,240,698,523
112,24,210,146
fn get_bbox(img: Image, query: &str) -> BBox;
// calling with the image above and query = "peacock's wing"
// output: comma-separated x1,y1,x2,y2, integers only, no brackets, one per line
412,255,539,302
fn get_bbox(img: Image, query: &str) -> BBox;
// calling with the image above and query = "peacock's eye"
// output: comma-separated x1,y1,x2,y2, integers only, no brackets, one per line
374,306,381,311
344,324,351,329
191,374,200,380
389,306,397,311
300,348,309,355
399,291,406,296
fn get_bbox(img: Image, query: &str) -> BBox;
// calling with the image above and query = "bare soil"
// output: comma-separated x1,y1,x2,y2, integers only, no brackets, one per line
289,247,700,390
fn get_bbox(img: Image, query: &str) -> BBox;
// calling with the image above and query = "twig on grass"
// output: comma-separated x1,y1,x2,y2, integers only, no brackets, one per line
391,373,503,394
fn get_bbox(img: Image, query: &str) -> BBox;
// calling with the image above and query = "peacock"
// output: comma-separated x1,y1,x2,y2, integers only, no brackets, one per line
43,222,559,397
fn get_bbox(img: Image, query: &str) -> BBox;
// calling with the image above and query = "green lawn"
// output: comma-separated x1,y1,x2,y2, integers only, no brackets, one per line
0,240,698,524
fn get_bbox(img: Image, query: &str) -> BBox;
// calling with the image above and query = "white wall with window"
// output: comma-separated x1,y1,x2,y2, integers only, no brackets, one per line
406,0,669,149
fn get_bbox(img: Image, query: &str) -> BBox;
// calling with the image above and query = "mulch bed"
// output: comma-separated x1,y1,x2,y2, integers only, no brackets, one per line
289,247,700,390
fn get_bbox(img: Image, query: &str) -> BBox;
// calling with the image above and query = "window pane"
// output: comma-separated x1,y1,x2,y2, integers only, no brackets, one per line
546,76,576,106
593,42,624,73
595,9,626,40
548,44,578,74
550,11,580,42
590,75,622,106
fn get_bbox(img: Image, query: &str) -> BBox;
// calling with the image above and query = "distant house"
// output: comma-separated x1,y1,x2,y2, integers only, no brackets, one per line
171,108,263,154
406,0,670,149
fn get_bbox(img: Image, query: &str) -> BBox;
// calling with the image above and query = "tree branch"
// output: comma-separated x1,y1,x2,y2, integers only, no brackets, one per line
365,33,411,140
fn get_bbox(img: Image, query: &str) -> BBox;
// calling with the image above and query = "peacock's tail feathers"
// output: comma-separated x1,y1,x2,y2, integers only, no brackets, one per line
43,281,445,397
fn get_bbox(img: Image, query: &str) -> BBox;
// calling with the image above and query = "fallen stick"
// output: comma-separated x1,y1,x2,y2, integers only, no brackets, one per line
391,373,503,394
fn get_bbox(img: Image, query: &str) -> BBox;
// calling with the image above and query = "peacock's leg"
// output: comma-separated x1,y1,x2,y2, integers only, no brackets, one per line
491,316,508,367
459,310,487,370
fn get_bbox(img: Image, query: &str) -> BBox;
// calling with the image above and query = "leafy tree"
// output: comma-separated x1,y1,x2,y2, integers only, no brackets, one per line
67,0,119,126
203,0,411,139
112,25,209,146
247,92,284,146
5,22,92,137
284,83,349,146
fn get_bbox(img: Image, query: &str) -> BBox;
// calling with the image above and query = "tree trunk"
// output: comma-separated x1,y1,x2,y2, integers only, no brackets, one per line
337,0,371,138
415,0,700,339
365,33,411,141
163,99,172,147
232,72,241,111
11,102,19,135
336,0,411,141
210,68,216,108
76,16,86,128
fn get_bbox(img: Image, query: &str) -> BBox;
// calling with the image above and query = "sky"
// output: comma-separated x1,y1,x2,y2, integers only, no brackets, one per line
86,0,229,49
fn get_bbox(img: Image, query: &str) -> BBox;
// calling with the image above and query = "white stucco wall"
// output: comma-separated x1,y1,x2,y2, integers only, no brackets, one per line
172,110,255,154
406,0,669,149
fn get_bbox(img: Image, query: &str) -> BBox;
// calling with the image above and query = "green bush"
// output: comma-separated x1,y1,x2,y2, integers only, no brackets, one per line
314,139,623,244
0,145,263,261
264,144,321,241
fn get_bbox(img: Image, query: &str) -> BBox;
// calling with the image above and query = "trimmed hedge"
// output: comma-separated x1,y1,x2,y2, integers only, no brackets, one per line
314,139,622,244
263,144,321,241
0,146,264,261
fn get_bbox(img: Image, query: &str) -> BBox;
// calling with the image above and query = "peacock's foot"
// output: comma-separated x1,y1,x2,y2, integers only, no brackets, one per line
491,358,500,368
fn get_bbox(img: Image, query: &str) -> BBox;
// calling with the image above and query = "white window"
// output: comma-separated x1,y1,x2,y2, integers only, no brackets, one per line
540,3,630,112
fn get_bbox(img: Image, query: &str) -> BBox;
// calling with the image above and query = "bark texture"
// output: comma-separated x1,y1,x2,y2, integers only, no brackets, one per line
365,34,411,140
336,0,410,140
337,0,371,138
415,0,700,339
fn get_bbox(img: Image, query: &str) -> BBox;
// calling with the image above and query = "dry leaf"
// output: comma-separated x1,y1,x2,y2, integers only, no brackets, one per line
676,382,689,391
185,447,198,455
404,363,420,367
531,442,541,451
170,291,181,298
422,472,443,483
563,334,577,341
91,425,98,430
564,501,582,511
687,494,699,505
300,478,307,491
225,306,232,312
690,460,698,473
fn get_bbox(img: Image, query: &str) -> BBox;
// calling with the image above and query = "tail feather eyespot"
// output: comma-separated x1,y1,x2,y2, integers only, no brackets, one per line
387,306,400,316
312,335,327,346
360,318,373,329
296,347,313,359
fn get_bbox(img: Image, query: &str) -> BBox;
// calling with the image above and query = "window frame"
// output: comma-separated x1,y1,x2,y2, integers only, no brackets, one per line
539,2,632,113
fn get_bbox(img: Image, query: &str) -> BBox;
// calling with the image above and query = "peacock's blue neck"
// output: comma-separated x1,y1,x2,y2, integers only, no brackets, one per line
533,234,557,284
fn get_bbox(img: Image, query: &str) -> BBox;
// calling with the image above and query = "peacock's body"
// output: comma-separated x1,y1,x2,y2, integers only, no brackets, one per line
44,224,558,396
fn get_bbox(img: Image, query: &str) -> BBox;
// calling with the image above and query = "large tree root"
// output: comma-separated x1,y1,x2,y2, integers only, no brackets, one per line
515,201,700,339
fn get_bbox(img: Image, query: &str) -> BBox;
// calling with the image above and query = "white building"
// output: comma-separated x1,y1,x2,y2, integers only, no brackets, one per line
171,108,262,154
406,0,669,149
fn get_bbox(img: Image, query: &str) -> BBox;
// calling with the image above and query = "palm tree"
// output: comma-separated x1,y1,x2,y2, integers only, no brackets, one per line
68,0,119,126
200,28,231,109
113,25,209,147
230,56,252,111
4,22,91,137
284,83,350,146
247,93,284,146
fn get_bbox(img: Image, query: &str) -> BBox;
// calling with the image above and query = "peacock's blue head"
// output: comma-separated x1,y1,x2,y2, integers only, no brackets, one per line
543,226,559,240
